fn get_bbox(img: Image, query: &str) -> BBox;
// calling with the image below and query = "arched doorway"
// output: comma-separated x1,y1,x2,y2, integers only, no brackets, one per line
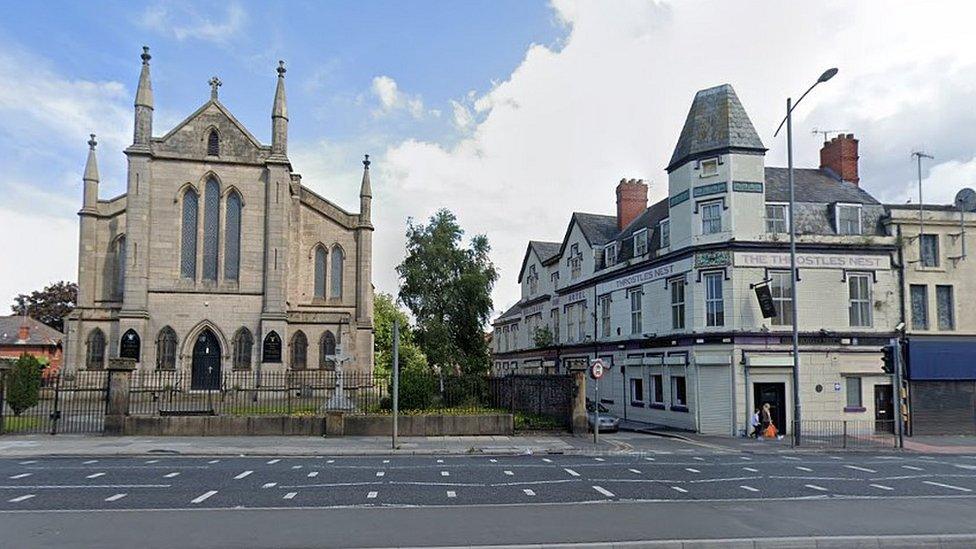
191,328,222,390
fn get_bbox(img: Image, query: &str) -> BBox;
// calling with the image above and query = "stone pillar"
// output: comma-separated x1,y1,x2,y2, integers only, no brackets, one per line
105,357,136,435
572,371,588,435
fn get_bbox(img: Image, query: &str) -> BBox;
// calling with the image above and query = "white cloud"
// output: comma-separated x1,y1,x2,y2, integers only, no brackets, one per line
140,3,247,45
0,208,78,311
450,100,474,131
375,0,976,316
370,75,428,119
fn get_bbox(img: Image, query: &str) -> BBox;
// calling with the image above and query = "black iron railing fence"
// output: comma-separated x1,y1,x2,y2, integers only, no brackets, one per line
792,419,898,449
0,371,109,435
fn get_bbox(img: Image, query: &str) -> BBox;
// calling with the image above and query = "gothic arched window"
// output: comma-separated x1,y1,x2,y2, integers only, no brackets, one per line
202,177,220,281
86,328,106,370
114,235,126,299
224,190,242,281
207,129,219,156
319,330,337,369
330,245,344,298
232,327,253,370
314,246,327,299
156,326,177,370
290,331,308,370
180,188,198,279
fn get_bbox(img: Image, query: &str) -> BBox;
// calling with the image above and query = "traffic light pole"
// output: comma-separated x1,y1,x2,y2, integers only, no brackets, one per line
891,338,904,449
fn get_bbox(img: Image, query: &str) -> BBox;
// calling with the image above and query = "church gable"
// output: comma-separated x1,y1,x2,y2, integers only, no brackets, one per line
154,101,268,164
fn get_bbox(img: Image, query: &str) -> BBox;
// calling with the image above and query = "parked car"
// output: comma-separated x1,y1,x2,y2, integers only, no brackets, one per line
586,399,620,432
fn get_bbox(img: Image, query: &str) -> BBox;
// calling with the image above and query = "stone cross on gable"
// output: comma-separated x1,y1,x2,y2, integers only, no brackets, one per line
209,76,222,100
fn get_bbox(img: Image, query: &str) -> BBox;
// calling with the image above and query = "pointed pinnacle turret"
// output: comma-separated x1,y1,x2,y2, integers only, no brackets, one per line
83,134,99,182
271,60,289,156
133,46,154,147
135,46,153,108
272,60,288,120
360,154,372,198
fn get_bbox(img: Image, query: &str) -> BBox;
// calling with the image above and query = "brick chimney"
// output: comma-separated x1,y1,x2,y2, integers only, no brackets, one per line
616,178,648,230
17,320,29,342
820,133,859,185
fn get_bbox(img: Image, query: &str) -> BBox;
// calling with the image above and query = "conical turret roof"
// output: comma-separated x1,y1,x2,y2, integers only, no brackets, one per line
667,84,765,172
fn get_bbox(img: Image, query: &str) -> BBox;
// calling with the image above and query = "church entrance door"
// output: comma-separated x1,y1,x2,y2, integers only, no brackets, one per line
191,329,222,390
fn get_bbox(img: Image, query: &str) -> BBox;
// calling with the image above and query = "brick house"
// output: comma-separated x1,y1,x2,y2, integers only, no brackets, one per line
0,315,64,374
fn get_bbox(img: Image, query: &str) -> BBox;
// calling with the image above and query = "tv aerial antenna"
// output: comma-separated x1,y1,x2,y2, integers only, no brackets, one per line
811,128,849,142
949,187,976,262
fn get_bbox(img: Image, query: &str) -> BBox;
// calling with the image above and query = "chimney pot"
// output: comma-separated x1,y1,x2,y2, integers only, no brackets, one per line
820,133,860,186
615,178,649,231
17,322,29,342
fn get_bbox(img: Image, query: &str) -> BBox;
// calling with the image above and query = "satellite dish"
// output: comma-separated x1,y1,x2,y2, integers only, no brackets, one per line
955,188,976,212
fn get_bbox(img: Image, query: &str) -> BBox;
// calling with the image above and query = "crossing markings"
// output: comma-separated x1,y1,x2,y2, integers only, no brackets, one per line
164,472,180,478
628,469,642,474
523,488,536,496
902,465,924,471
924,481,972,492
9,473,32,480
441,471,450,477
145,460,159,464
266,459,280,465
18,461,36,465
743,467,758,473
446,491,457,498
376,471,385,477
283,492,297,500
564,468,580,477
105,493,127,502
83,460,99,465
685,468,700,473
844,465,876,473
307,472,318,478
795,466,813,472
8,494,35,503
870,484,894,491
739,485,759,492
191,490,218,504
208,460,220,464
671,486,688,493
592,485,614,497
262,482,277,489
504,470,514,476
86,473,105,479
234,471,253,480
367,491,378,499
805,484,828,492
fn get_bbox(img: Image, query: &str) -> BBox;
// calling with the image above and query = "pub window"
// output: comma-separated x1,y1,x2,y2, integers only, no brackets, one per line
671,278,685,330
651,374,664,404
910,284,928,330
701,201,722,235
660,219,670,248
550,308,560,343
629,287,643,335
599,295,611,338
604,244,616,268
527,265,539,294
633,229,648,257
835,204,862,235
765,203,789,233
848,273,873,327
704,272,725,327
700,157,719,177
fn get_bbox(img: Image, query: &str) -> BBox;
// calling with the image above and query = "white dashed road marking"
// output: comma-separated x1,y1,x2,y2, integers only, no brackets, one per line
437,459,444,464
795,466,813,472
164,472,180,478
376,471,385,477
739,457,751,461
685,468,700,473
629,469,641,474
592,485,614,497
367,491,378,499
490,459,497,463
844,465,876,473
902,465,924,471
645,457,655,461
105,493,127,502
503,470,514,476
234,471,253,480
18,461,36,465
542,458,552,463
8,494,35,503
262,482,277,489
145,460,159,464
291,465,302,470
307,472,318,478
9,473,32,479
805,484,828,492
564,468,580,477
208,460,220,464
441,471,450,477
743,467,758,473
870,484,894,491
782,456,800,461
671,486,688,493
739,485,759,492
83,460,98,465
283,492,297,500
693,457,705,462
266,459,280,465
523,489,536,496
86,473,105,479
327,460,335,464
924,481,972,492
383,460,390,464
594,458,605,462
191,490,218,504
446,491,457,498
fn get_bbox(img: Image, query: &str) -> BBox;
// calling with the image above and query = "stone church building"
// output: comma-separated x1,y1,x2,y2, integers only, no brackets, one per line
63,47,374,387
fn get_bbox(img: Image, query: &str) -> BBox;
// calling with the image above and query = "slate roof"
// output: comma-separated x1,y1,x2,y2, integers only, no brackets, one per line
0,316,63,347
495,302,523,322
572,212,618,246
667,84,766,172
530,241,561,264
764,167,879,205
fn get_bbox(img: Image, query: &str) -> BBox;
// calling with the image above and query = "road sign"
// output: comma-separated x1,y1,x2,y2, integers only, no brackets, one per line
590,358,605,380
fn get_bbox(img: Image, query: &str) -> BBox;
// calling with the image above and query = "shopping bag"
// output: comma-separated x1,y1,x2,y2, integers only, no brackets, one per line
763,424,778,438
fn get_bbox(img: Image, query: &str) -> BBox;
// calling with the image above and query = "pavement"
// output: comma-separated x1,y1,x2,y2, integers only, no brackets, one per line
3,451,976,547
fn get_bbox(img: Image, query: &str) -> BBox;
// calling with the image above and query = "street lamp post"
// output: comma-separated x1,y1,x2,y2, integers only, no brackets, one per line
774,68,838,446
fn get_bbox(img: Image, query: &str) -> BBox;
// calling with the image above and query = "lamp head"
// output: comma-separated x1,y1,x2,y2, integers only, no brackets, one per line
818,68,839,83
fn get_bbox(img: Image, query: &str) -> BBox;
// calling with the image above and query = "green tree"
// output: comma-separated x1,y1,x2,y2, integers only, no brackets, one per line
7,354,43,416
532,325,554,348
11,281,77,333
397,209,498,375
373,292,428,377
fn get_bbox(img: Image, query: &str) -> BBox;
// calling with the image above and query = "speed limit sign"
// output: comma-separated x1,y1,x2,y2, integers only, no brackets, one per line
590,358,605,380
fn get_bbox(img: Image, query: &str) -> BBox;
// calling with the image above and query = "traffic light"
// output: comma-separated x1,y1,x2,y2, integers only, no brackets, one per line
881,344,895,374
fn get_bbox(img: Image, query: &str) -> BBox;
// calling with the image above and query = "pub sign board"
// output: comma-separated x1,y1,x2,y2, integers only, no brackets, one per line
754,284,777,319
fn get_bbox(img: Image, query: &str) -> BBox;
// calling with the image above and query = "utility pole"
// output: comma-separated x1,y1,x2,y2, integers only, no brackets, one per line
912,151,934,245
392,319,400,450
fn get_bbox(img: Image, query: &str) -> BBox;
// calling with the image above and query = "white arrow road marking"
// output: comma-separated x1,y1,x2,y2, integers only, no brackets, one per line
523,489,536,496
924,481,972,492
671,486,688,493
367,491,378,499
685,468,700,473
795,466,813,472
262,483,277,489
564,468,580,477
446,490,456,498
307,472,318,478
805,484,828,492
8,494,35,503
234,471,253,480
191,490,218,504
902,465,924,471
743,467,758,473
283,492,297,500
739,485,759,492
164,472,180,478
592,485,614,497
86,473,105,479
105,493,127,502
845,465,876,473
266,459,280,465
870,484,894,491
9,474,32,479
376,471,385,477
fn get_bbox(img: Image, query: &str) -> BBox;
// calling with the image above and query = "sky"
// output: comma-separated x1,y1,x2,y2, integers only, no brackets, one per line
1,0,975,318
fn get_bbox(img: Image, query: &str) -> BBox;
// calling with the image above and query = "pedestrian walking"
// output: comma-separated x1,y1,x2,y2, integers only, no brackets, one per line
750,408,761,438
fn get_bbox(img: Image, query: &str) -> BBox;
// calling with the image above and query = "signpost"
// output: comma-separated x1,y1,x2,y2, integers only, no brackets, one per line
590,358,605,445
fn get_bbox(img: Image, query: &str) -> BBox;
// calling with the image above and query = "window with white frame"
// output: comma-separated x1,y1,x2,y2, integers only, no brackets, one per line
704,272,725,327
700,158,719,177
633,229,648,257
701,202,722,234
770,271,793,326
599,295,611,338
550,308,560,342
650,374,664,404
920,234,939,267
660,219,670,248
526,264,539,295
910,284,928,330
937,285,955,331
765,203,789,233
835,204,862,235
671,278,685,329
630,378,645,405
671,376,687,407
604,244,617,268
848,273,873,327
628,287,643,335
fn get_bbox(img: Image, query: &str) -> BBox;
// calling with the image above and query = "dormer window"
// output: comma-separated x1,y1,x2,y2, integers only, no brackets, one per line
633,229,648,257
568,243,582,280
700,157,719,177
659,219,670,248
527,265,539,295
835,203,862,235
207,129,220,156
604,243,617,267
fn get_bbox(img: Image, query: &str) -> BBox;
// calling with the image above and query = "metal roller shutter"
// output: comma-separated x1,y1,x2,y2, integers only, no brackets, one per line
698,365,732,435
910,381,976,435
